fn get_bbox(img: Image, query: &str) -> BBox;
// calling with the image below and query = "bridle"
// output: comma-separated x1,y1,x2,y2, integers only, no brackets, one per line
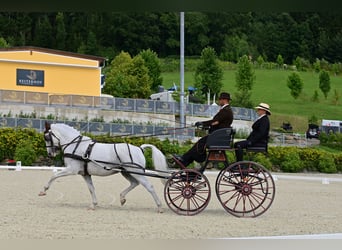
43,129,91,158
44,130,61,155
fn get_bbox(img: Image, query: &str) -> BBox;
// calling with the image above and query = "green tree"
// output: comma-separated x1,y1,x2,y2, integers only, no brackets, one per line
139,49,163,92
234,55,255,108
287,72,303,100
158,12,179,56
185,12,210,55
0,37,10,48
311,90,319,102
55,12,66,50
78,31,98,55
276,54,284,68
256,55,265,68
319,70,331,99
220,34,250,62
128,55,152,98
332,89,340,105
103,51,132,97
103,51,152,99
33,14,53,48
194,47,223,100
313,58,321,73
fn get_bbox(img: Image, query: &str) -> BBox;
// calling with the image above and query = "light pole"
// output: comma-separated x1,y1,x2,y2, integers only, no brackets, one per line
180,12,185,128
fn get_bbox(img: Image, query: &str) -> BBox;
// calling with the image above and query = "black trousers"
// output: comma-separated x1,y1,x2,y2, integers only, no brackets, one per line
181,135,208,167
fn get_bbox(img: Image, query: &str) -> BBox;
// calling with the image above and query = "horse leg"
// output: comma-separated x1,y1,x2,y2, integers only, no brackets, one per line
38,169,75,196
82,174,98,210
132,174,163,213
120,171,139,206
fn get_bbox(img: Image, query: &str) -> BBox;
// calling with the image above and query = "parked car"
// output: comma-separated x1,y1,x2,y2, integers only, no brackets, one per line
306,124,320,139
281,122,293,132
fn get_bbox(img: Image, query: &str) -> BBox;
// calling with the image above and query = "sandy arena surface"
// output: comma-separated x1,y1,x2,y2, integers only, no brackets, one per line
0,169,342,240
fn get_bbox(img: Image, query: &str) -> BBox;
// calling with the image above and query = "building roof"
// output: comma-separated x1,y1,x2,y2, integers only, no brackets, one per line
0,46,107,67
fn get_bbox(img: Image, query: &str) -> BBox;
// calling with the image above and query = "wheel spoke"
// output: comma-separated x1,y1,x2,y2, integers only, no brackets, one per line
216,161,276,217
164,169,211,216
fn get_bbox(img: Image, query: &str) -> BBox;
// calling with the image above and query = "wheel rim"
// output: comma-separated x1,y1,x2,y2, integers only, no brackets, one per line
215,161,275,218
164,169,211,216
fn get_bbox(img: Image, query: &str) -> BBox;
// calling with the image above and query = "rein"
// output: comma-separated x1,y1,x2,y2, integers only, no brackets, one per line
110,125,196,139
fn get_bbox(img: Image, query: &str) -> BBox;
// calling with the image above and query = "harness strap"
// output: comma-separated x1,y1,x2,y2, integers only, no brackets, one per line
72,136,83,154
113,143,122,163
63,153,85,161
126,143,134,163
84,141,96,159
83,141,96,176
63,140,97,176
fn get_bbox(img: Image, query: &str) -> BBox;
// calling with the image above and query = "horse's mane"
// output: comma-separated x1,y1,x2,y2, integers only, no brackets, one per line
51,123,81,138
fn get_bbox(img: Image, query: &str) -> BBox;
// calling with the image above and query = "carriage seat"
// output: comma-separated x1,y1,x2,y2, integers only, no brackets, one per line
206,128,235,150
246,135,269,154
246,144,268,154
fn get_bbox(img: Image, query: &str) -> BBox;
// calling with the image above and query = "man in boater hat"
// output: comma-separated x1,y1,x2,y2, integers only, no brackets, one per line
234,102,271,161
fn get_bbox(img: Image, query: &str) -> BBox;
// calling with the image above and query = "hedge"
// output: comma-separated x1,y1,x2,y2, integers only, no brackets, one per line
0,127,341,174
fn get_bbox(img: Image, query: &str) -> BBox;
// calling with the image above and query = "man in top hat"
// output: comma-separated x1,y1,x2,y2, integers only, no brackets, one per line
173,92,234,169
234,102,271,161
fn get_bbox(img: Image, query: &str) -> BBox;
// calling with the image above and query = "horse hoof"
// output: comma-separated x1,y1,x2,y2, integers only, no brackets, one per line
120,198,126,206
38,191,46,196
157,208,164,213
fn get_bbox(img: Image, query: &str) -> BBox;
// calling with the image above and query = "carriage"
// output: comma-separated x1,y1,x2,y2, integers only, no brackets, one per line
41,122,275,217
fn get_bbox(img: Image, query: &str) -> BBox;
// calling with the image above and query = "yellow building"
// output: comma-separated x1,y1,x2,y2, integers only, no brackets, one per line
0,46,106,97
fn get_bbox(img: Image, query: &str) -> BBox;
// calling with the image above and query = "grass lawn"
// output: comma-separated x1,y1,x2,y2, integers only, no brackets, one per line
161,69,342,132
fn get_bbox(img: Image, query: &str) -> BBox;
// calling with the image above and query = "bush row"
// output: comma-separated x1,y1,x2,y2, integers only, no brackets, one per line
1,127,341,174
0,127,47,166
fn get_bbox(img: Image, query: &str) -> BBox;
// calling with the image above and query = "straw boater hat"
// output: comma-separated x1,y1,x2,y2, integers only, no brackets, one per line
255,103,271,115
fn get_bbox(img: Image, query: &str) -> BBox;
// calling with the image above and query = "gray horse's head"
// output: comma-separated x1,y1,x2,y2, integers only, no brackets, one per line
43,121,60,157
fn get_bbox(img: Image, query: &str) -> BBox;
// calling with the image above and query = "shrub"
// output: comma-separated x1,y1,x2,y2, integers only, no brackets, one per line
333,153,342,172
317,153,337,173
280,150,304,173
268,146,288,168
253,153,273,170
320,132,342,150
298,147,321,171
14,140,37,166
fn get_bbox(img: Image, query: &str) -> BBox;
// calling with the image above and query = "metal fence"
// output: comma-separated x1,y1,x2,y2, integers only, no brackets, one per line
0,117,196,140
0,89,258,120
0,89,259,140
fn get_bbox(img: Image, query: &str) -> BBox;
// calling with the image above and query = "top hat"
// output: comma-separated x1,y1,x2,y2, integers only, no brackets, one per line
218,92,231,100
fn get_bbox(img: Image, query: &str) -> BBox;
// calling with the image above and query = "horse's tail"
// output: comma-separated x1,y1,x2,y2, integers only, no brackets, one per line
140,144,169,185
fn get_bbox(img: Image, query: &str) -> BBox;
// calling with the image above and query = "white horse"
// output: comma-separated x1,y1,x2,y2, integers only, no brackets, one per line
39,122,169,213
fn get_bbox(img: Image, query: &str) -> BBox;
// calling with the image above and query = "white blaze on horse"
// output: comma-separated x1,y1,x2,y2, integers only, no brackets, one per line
39,122,169,213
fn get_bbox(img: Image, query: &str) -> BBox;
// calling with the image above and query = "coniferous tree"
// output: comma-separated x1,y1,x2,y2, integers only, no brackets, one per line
139,49,163,92
55,12,66,50
234,55,255,108
194,46,223,101
319,70,331,99
287,72,304,100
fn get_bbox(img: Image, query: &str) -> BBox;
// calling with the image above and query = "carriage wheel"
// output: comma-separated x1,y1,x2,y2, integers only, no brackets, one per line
215,161,275,218
164,169,211,216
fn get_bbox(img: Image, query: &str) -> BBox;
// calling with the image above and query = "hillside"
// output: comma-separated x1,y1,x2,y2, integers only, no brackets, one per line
162,69,342,133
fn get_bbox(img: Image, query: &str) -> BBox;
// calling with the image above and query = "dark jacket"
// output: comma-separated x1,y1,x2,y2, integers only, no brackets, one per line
247,114,270,144
202,105,234,134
